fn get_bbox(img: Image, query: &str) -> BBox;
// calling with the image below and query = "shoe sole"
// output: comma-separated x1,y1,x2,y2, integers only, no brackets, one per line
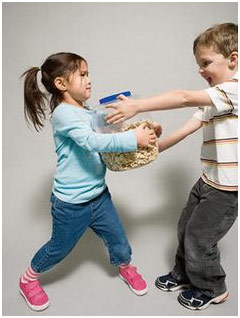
155,279,190,292
178,290,229,310
19,289,50,311
119,274,148,296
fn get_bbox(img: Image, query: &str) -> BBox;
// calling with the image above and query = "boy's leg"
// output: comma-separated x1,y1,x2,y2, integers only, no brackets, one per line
90,188,147,295
155,179,201,291
171,179,202,282
183,180,238,297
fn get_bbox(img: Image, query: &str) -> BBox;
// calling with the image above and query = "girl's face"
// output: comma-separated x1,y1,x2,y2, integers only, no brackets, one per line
195,46,237,86
64,61,91,107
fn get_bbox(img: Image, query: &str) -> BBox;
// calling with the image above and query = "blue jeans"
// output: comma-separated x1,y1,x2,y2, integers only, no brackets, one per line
31,188,132,273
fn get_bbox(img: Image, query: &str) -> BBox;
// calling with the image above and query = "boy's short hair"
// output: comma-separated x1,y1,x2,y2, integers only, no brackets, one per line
193,23,238,57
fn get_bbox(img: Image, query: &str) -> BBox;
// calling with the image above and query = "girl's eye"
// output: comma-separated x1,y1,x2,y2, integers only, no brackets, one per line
80,72,89,77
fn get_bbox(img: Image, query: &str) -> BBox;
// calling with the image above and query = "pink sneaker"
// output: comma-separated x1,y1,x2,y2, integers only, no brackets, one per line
119,265,148,295
19,276,50,311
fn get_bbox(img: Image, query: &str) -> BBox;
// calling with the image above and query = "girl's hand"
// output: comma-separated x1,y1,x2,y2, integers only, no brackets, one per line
105,95,139,124
152,122,162,138
134,123,156,148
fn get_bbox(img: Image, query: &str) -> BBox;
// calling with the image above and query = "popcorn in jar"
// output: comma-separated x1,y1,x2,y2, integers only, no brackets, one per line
93,91,158,171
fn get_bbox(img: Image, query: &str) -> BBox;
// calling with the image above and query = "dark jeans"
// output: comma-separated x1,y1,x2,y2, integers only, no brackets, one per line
31,187,132,273
171,178,238,297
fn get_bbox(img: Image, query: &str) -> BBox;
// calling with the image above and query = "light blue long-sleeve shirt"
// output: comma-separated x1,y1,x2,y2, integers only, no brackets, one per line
51,103,137,203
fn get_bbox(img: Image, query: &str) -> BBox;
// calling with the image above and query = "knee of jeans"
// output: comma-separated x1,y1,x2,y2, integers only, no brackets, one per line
33,241,75,272
185,226,208,258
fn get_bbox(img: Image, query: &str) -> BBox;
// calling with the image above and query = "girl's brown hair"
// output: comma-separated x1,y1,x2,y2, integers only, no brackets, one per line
193,23,238,57
22,52,87,131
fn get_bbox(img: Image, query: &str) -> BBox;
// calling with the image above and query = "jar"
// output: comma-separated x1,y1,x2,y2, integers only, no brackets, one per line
92,91,158,171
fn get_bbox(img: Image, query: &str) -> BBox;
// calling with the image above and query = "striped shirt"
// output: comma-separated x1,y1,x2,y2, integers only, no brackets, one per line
193,73,238,191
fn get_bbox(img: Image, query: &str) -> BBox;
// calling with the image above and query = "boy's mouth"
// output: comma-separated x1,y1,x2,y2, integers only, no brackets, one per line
206,77,212,85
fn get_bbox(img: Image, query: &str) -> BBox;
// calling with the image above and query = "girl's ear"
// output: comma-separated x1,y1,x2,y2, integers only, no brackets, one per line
229,51,238,69
54,77,68,92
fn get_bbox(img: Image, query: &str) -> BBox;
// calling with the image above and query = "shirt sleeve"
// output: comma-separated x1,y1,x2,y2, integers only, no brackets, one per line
205,81,238,115
52,106,137,153
192,107,204,121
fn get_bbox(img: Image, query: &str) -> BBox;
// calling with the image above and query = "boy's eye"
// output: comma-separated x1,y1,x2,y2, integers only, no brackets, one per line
202,60,211,67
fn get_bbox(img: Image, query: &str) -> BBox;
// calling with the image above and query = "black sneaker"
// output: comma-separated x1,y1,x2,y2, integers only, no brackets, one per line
155,272,190,291
178,288,229,310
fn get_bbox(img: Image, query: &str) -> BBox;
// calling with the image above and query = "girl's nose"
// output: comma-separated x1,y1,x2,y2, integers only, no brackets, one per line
85,75,91,84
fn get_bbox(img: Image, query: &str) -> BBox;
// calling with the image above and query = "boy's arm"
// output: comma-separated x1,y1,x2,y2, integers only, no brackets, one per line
106,90,212,124
158,117,202,153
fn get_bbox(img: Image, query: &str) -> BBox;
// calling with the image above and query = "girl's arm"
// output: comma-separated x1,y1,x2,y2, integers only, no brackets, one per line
106,90,212,124
158,117,202,153
53,107,156,153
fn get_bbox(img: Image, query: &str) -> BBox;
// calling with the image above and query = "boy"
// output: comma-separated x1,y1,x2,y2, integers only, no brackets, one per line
106,23,238,310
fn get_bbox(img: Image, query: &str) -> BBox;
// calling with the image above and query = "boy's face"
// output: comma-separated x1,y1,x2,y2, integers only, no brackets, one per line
195,46,237,86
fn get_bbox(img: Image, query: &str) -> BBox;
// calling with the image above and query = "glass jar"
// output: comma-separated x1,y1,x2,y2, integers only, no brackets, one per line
92,91,158,171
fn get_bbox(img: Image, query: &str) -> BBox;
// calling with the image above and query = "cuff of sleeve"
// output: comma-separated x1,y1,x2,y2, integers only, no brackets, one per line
205,87,232,113
193,108,203,121
118,130,138,152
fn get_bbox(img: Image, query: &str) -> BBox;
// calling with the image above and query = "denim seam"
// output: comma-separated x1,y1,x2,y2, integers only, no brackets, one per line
32,217,57,273
96,231,115,264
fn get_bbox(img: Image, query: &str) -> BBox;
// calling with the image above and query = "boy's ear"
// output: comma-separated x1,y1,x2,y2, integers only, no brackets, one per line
228,51,238,69
54,77,68,92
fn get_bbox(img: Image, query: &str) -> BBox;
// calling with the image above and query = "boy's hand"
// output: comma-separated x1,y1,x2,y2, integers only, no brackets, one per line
134,123,156,148
152,122,162,138
105,95,139,124
157,140,166,153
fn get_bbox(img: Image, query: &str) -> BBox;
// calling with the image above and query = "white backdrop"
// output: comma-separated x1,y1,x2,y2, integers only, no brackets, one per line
3,2,238,316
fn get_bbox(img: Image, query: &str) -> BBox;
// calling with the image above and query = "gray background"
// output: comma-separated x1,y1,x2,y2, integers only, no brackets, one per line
2,2,238,316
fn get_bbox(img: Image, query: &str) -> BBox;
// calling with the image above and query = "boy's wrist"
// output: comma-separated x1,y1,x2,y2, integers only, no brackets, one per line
136,99,145,113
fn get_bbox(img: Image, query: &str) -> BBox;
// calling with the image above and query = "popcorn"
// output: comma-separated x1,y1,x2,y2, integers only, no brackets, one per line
101,120,158,171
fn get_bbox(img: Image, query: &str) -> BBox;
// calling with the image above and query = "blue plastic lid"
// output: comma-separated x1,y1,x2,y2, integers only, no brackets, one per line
99,91,131,104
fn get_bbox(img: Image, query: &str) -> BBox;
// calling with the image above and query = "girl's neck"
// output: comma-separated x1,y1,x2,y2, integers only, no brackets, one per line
62,97,85,109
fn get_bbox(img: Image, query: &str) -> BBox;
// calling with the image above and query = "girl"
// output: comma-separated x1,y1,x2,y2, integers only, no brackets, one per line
19,52,157,311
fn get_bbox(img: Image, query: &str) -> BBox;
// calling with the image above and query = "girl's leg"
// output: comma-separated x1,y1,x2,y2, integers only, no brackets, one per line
20,194,91,311
90,188,147,295
90,188,132,266
30,194,91,273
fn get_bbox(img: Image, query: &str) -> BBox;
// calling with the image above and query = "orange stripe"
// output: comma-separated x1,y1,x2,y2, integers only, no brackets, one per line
202,113,237,125
215,87,234,112
201,159,238,167
201,175,238,191
203,138,238,145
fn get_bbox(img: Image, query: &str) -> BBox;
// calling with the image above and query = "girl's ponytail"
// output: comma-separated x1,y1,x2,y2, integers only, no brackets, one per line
22,67,47,131
22,53,87,131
